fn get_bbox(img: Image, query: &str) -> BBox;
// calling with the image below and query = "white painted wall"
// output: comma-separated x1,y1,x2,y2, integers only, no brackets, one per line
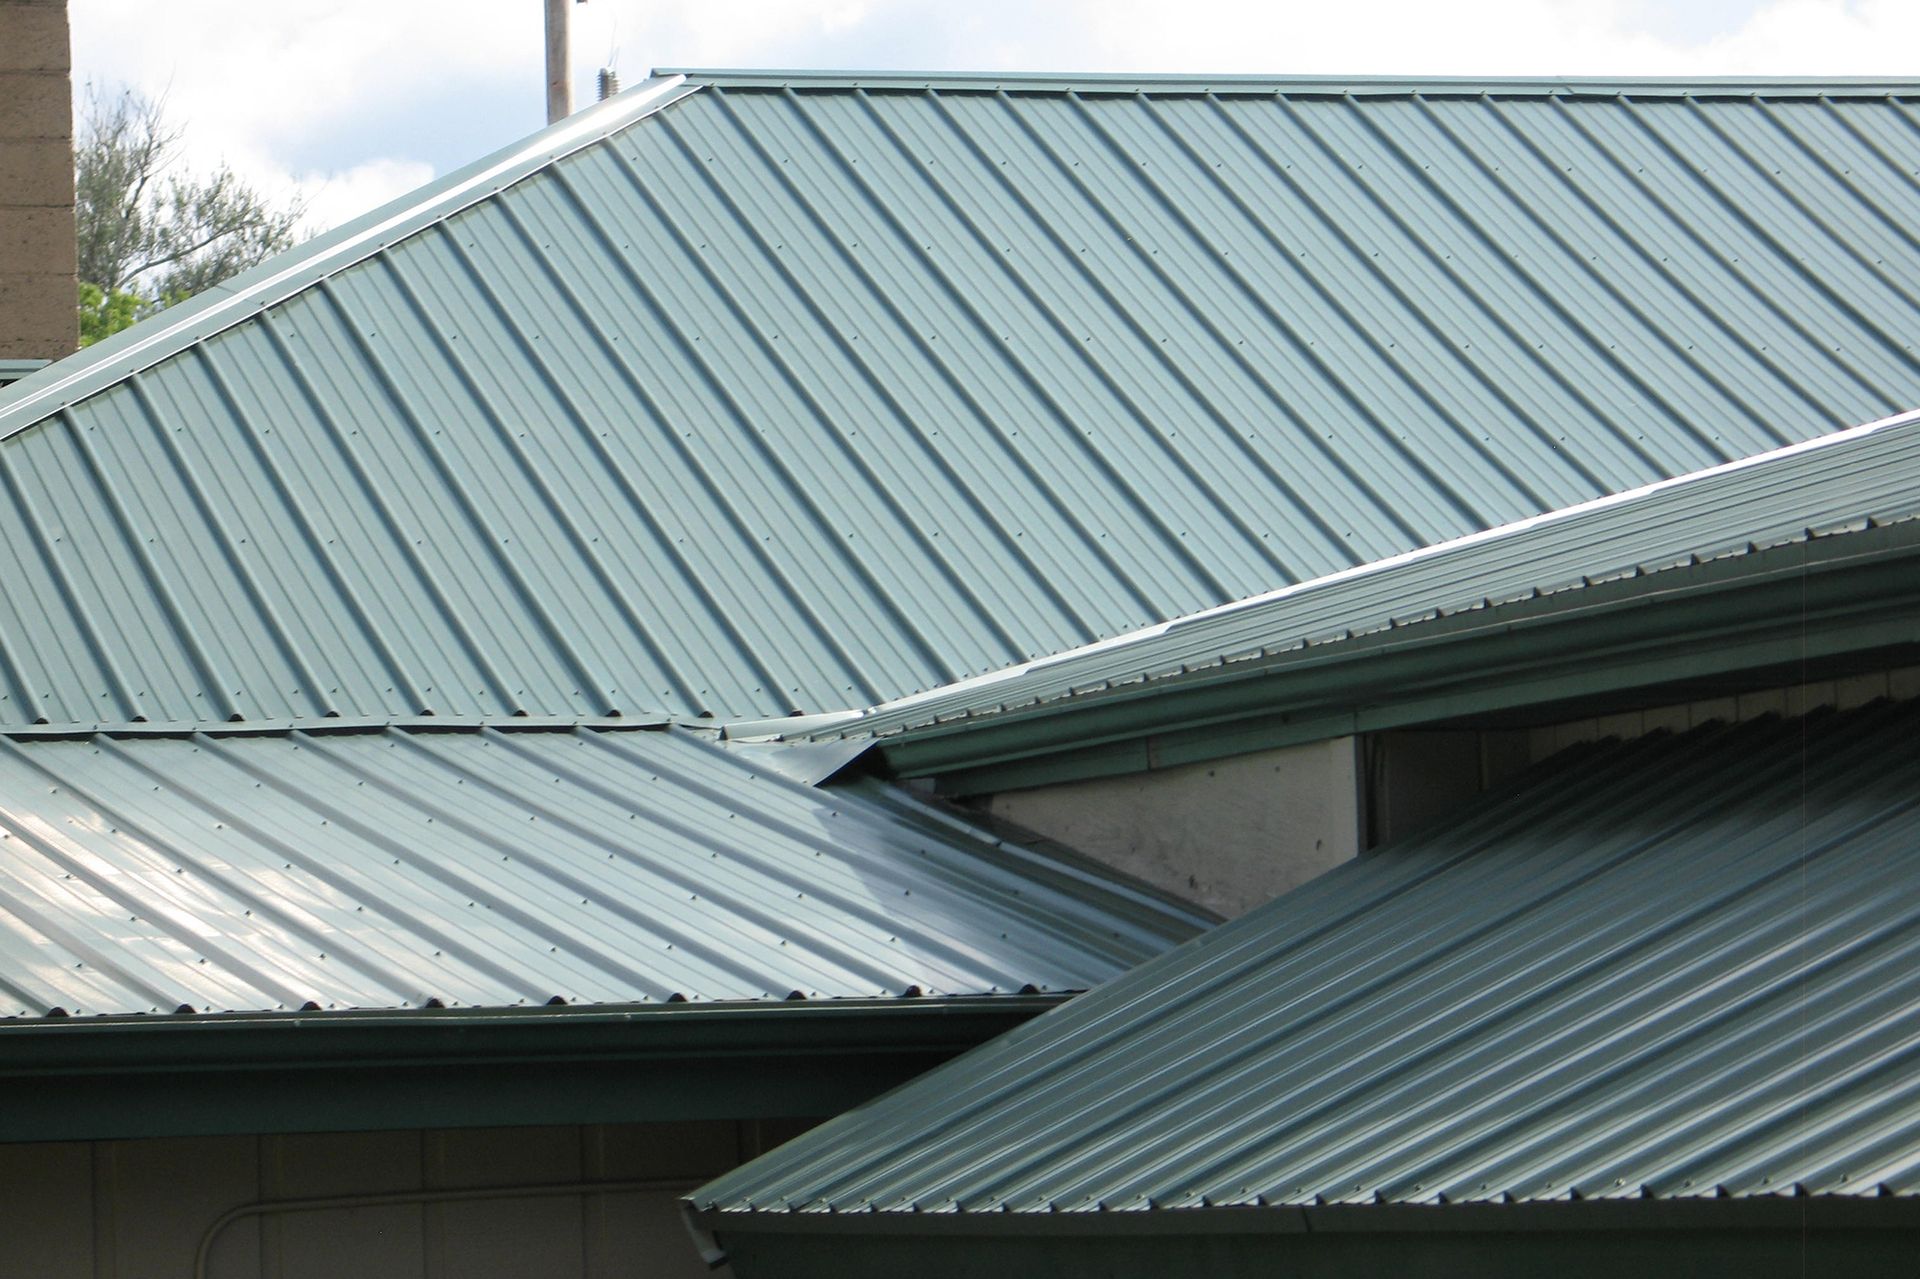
980,738,1362,918
0,1119,813,1279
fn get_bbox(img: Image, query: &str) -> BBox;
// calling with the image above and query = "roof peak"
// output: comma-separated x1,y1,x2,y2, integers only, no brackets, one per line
661,68,1920,97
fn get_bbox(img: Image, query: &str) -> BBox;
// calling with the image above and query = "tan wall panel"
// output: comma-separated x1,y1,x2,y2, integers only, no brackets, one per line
0,2,70,73
0,70,71,139
0,271,77,355
0,207,78,268
259,1131,426,1279
103,1135,263,1279
424,1127,588,1279
0,136,76,204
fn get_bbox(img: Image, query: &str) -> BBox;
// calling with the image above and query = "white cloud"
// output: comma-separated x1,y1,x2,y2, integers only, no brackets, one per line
67,0,1920,240
290,157,439,237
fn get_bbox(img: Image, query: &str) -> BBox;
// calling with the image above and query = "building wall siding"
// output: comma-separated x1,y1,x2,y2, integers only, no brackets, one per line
979,738,1362,918
0,1119,811,1279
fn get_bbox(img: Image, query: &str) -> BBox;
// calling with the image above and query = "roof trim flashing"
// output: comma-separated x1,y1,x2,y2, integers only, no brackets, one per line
0,994,1067,1142
0,75,699,443
0,992,1065,1043
727,708,866,742
819,407,1920,742
663,68,1920,97
691,1195,1920,1239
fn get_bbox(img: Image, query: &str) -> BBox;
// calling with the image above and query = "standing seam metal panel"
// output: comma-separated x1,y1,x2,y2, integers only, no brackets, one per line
0,726,1208,1018
4,82,1920,727
692,700,1920,1216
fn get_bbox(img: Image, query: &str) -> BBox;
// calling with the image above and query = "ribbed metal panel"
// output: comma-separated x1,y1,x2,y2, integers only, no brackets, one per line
0,726,1205,1018
4,77,1920,727
693,700,1920,1216
823,408,1920,741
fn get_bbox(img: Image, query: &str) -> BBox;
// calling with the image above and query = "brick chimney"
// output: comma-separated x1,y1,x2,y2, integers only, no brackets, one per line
0,0,77,371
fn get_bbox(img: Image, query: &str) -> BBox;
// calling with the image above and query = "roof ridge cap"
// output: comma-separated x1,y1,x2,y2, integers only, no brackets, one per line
663,68,1920,96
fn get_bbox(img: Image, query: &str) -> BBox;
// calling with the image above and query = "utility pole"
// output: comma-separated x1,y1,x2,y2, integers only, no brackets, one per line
544,0,580,124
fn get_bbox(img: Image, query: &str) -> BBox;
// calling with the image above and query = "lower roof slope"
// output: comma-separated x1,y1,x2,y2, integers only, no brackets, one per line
694,698,1920,1220
0,725,1205,1019
5,76,1920,728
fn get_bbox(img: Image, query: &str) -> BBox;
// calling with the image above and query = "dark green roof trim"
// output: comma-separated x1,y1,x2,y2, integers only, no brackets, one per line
894,516,1920,793
0,994,1059,1141
667,69,1920,97
704,1200,1920,1279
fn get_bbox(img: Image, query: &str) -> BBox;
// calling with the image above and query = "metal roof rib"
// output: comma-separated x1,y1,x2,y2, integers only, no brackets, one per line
691,699,1920,1219
3,81,1920,728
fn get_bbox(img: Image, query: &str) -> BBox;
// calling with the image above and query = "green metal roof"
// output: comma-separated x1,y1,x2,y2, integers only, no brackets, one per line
5,74,1920,728
691,700,1920,1232
0,724,1205,1019
791,407,1920,771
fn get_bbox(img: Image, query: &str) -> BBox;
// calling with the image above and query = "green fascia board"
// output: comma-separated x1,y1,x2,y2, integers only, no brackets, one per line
705,1200,1920,1279
883,519,1920,792
0,995,1059,1142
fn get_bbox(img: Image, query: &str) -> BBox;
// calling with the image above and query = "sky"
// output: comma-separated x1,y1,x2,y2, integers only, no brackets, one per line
69,0,1920,237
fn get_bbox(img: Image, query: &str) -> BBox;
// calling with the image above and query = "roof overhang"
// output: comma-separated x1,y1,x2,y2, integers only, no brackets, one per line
876,518,1920,794
0,994,1060,1142
692,1196,1920,1279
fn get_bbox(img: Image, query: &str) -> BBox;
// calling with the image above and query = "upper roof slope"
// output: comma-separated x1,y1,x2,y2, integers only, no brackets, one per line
6,72,1920,729
693,699,1920,1220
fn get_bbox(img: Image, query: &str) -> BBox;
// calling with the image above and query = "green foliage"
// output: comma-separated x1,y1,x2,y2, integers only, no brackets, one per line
76,282,149,347
74,85,303,329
